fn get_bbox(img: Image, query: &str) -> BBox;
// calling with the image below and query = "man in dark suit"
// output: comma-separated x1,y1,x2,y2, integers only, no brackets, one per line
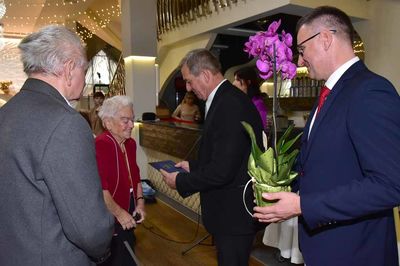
0,25,113,265
161,49,264,265
253,6,400,266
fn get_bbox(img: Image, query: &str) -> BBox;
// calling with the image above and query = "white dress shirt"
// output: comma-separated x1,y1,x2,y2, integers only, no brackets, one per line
205,79,227,118
308,57,360,138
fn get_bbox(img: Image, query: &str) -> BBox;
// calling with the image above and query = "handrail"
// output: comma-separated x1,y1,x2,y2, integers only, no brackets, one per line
108,53,126,96
157,0,240,40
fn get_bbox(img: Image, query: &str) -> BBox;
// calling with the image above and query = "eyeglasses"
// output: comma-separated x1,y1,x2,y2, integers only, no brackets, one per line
297,29,337,57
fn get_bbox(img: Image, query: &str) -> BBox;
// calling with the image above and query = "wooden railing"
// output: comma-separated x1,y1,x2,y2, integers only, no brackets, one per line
157,0,240,39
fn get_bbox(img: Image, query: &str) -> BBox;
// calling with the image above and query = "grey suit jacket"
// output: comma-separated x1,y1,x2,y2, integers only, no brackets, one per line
0,78,113,266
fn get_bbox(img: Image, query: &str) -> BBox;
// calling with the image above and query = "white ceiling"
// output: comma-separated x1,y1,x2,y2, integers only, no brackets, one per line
0,0,122,49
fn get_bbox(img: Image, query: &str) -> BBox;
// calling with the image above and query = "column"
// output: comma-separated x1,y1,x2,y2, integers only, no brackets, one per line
121,0,158,180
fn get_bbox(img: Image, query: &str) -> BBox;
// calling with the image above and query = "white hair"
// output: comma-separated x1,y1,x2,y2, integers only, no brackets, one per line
98,95,134,120
18,25,87,76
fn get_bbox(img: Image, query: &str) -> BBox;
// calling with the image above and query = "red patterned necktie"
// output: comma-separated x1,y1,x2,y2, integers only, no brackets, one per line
317,86,330,115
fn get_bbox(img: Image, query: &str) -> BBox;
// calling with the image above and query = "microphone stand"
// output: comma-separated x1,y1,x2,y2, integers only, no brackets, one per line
179,135,213,255
181,233,212,255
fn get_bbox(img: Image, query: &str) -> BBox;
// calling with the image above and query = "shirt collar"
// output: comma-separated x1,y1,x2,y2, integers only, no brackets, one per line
60,93,72,107
324,57,359,90
205,79,226,117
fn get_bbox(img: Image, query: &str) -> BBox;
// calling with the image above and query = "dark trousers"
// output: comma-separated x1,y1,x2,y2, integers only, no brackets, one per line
100,225,136,266
213,233,255,266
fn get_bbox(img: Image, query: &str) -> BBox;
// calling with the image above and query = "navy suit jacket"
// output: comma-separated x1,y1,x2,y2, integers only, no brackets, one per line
298,61,400,265
176,80,264,235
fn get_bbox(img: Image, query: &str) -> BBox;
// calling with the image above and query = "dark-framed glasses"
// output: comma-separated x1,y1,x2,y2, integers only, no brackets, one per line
297,29,337,57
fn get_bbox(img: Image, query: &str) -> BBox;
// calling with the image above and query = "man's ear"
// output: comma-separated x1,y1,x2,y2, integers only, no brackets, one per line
201,69,211,83
63,60,75,86
321,30,333,51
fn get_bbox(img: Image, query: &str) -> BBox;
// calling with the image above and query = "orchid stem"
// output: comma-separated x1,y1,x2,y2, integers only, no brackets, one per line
272,43,279,175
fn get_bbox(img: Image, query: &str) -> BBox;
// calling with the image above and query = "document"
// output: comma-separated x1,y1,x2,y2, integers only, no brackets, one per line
149,160,187,173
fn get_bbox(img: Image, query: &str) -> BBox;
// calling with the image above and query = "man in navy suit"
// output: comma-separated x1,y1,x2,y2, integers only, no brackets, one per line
253,6,400,266
161,49,264,266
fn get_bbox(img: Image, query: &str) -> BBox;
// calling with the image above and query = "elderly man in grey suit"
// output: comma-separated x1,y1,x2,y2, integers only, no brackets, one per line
0,25,114,265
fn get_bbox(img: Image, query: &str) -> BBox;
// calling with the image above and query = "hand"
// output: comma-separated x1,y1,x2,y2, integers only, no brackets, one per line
253,192,301,223
176,161,190,172
160,169,178,189
133,205,145,224
116,209,136,230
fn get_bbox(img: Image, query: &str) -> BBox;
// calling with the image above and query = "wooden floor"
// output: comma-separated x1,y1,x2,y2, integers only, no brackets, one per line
134,199,264,266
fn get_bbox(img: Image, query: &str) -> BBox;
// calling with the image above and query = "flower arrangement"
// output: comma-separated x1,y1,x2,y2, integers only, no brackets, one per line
242,20,301,207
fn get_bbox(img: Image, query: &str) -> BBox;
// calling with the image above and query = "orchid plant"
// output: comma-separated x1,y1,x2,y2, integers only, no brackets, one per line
242,20,301,207
244,19,297,80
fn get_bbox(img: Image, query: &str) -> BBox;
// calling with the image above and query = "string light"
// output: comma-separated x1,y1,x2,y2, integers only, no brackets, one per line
3,0,121,41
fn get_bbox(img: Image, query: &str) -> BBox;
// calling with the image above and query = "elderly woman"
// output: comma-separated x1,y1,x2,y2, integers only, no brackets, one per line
96,95,145,266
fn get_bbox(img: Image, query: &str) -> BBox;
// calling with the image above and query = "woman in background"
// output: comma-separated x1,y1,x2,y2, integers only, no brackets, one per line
96,95,145,266
172,91,201,122
233,67,268,131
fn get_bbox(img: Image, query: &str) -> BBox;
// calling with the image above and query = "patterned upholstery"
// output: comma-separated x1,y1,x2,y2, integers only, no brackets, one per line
144,148,201,213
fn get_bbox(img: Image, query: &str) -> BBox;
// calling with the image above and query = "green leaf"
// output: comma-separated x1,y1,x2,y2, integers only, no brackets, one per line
280,132,303,154
279,149,299,166
276,124,294,154
242,121,301,188
274,172,298,186
256,147,275,174
247,154,258,178
241,121,262,160
273,159,292,182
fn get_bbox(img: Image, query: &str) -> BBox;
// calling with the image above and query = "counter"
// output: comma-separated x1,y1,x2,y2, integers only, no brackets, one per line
139,120,202,213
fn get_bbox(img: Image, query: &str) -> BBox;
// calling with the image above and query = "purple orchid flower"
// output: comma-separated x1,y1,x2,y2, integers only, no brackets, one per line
267,19,281,36
244,19,297,81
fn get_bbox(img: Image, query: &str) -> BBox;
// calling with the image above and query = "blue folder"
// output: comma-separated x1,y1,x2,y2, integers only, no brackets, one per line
149,160,187,173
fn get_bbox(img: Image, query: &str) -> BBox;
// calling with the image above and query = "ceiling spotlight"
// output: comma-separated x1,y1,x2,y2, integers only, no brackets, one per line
0,0,6,19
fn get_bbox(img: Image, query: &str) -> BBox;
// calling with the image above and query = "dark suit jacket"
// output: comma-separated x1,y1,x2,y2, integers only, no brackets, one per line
176,80,264,235
0,79,114,266
298,61,400,266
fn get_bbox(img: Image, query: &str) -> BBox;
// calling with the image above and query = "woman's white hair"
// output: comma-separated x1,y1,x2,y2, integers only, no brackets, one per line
98,95,134,120
18,25,87,76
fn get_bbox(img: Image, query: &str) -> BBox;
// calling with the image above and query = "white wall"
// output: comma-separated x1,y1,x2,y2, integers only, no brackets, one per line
354,0,400,91
158,33,216,89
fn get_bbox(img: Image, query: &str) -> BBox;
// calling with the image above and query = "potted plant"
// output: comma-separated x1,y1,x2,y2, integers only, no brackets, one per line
242,122,301,207
242,20,302,208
